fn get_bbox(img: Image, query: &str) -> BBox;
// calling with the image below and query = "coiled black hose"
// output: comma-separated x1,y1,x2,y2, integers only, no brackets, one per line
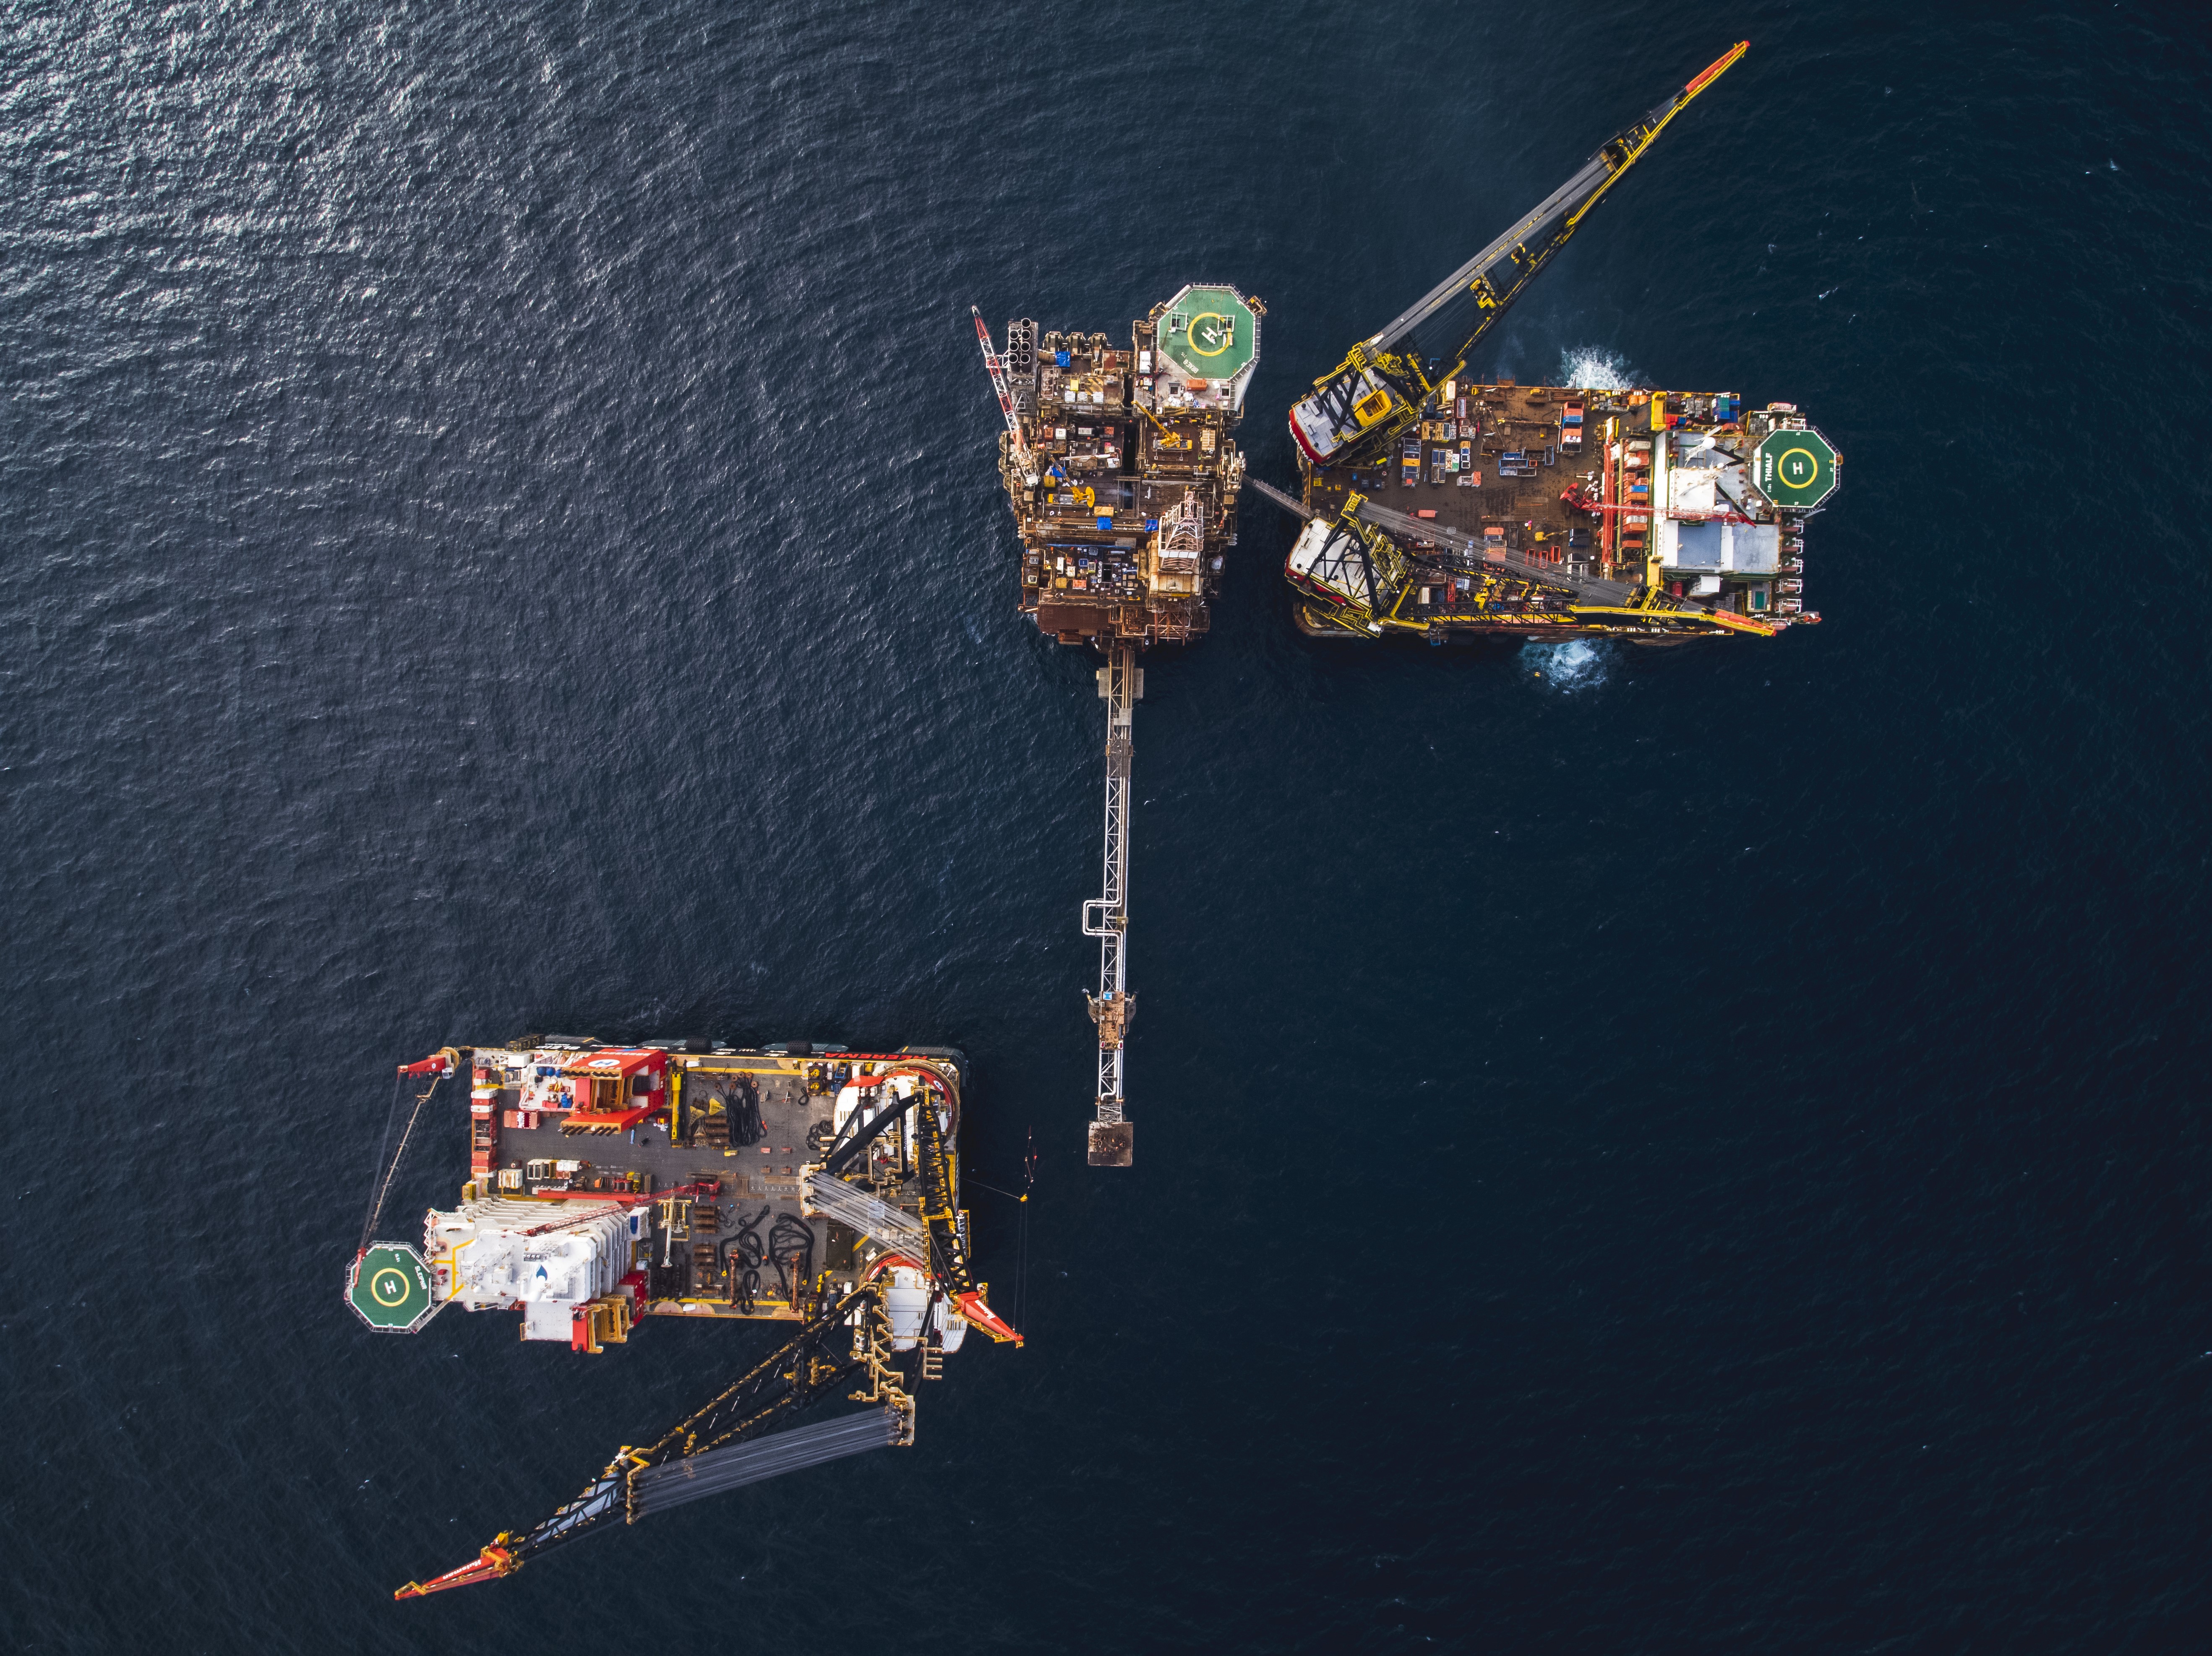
725,1204,770,1314
725,1078,765,1148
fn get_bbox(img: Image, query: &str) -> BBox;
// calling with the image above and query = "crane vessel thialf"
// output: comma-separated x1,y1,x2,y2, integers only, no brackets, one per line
972,284,1261,1166
1265,41,1840,641
350,1039,1019,1598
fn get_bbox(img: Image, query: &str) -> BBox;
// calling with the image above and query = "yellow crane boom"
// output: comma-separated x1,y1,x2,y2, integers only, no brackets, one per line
1287,42,1748,470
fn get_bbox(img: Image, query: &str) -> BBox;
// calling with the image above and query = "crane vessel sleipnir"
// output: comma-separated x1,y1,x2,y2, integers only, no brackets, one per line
1272,42,1841,641
347,1039,1020,1597
973,289,1260,1165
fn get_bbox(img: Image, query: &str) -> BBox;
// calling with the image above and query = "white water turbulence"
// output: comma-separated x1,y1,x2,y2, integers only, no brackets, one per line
1557,346,1637,391
1520,637,1612,693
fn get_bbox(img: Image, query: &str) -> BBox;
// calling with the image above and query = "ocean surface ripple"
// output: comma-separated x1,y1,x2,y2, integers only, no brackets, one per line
3,3,2209,1651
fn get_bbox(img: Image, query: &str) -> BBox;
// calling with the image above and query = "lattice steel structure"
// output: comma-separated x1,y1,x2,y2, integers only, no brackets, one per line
1083,643,1139,1166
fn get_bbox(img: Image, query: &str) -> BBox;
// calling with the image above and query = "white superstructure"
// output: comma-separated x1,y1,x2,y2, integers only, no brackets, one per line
426,1197,644,1341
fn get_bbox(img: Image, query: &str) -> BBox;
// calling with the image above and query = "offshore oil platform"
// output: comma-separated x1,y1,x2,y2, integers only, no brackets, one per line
349,1038,1019,1597
972,286,1262,1166
1260,41,1839,640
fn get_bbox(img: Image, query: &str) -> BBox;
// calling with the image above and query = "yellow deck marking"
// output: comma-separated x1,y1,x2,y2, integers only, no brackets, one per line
1185,312,1233,356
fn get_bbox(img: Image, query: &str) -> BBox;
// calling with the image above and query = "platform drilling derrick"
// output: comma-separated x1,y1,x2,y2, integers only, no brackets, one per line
1287,42,1748,471
1082,643,1139,1167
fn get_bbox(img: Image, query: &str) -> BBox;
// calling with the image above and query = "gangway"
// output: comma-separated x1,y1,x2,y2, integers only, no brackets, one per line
1081,643,1139,1166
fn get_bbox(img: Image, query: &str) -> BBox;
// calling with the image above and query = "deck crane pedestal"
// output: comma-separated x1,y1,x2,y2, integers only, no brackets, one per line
1287,42,1748,471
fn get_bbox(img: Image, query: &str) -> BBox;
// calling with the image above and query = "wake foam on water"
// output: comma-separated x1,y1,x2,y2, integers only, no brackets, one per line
1519,637,1612,693
1557,346,1637,391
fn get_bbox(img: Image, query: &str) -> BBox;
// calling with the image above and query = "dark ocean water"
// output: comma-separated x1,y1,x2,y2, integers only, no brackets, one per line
5,1,2211,1650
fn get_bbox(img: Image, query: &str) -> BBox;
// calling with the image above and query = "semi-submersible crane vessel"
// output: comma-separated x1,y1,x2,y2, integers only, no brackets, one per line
973,287,1261,1166
348,1037,1020,1597
1263,42,1840,641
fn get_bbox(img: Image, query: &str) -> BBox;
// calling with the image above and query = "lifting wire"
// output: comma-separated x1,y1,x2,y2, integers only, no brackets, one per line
947,1132,1038,1328
1016,1128,1036,1330
355,1065,448,1260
